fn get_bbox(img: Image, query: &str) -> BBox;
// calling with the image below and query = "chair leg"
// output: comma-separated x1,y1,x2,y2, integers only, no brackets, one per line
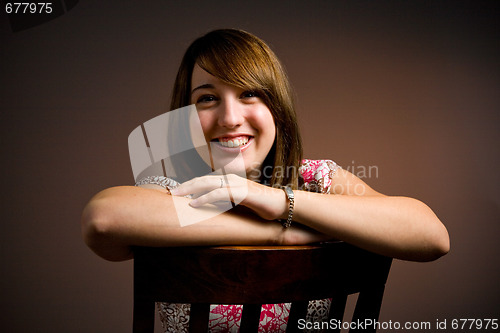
240,304,262,333
133,299,155,333
329,295,348,333
350,284,386,333
189,303,210,333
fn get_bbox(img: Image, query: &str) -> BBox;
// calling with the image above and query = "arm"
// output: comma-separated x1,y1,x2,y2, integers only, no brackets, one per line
291,169,450,261
174,169,450,262
81,185,326,261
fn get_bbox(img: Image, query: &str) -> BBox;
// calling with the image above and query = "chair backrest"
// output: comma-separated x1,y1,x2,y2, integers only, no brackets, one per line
133,242,392,333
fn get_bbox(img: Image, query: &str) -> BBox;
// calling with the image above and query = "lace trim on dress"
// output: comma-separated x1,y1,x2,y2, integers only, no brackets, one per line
135,175,180,194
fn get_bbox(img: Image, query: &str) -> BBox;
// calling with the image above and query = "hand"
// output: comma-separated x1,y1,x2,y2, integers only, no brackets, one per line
170,174,288,221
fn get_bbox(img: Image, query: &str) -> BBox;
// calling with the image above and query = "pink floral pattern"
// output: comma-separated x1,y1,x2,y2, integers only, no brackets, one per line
208,305,243,332
154,159,341,332
299,159,341,194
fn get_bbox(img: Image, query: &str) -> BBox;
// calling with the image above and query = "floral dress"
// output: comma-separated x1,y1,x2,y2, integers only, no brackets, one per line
136,159,341,332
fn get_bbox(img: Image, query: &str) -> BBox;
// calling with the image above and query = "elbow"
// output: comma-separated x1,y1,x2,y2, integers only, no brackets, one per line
415,219,450,262
81,195,112,250
402,234,449,262
428,225,450,261
81,189,132,261
404,199,450,262
81,196,110,249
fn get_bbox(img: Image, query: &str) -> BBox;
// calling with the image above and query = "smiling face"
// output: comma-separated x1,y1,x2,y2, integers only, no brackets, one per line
190,64,276,179
171,29,302,188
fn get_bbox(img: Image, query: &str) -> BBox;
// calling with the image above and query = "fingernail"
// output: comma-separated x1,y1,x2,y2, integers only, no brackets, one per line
189,199,199,207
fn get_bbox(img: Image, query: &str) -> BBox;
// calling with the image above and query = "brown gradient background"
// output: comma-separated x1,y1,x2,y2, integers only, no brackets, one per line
1,1,498,332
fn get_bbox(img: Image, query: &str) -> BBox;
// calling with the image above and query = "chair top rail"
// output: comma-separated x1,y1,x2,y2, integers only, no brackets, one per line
133,242,392,304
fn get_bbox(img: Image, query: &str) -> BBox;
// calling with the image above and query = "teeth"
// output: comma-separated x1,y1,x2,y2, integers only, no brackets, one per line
218,137,249,148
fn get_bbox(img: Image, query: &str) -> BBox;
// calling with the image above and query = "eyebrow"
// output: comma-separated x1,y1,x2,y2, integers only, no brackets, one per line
191,83,215,94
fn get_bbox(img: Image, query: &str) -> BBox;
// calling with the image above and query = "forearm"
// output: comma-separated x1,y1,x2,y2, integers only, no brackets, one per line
292,191,450,261
81,186,285,261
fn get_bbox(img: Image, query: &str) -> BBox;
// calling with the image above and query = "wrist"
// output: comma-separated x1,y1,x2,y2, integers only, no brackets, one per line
277,187,289,220
273,221,287,245
280,186,294,228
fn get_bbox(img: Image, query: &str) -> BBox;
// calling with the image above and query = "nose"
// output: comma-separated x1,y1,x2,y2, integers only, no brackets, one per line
218,98,244,128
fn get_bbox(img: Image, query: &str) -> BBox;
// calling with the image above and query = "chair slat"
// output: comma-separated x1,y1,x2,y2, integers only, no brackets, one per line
286,301,309,333
188,303,210,333
329,294,348,333
350,284,386,333
240,304,262,333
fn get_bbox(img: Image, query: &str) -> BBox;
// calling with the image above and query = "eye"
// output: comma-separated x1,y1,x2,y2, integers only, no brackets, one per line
241,90,260,99
196,94,218,104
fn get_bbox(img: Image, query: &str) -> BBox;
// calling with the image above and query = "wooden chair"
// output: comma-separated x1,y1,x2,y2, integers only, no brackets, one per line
133,242,392,332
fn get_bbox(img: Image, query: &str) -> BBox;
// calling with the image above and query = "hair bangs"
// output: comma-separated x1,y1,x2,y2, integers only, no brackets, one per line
195,33,274,94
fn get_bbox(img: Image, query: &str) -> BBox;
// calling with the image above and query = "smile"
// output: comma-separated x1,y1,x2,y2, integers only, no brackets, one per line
213,135,252,149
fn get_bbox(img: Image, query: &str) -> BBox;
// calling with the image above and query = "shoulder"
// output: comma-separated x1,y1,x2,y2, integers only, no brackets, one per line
299,159,382,196
299,159,341,194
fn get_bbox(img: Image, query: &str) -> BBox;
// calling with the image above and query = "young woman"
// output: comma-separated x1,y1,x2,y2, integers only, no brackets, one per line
82,29,449,332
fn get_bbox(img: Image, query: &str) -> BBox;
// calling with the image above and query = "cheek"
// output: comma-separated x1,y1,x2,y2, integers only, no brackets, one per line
262,114,276,143
251,107,275,135
197,112,216,137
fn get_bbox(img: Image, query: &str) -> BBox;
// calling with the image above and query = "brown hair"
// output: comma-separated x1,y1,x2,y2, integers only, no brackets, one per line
170,29,302,189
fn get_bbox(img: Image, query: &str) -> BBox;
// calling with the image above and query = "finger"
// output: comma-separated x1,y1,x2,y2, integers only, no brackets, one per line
171,176,224,196
189,188,232,208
